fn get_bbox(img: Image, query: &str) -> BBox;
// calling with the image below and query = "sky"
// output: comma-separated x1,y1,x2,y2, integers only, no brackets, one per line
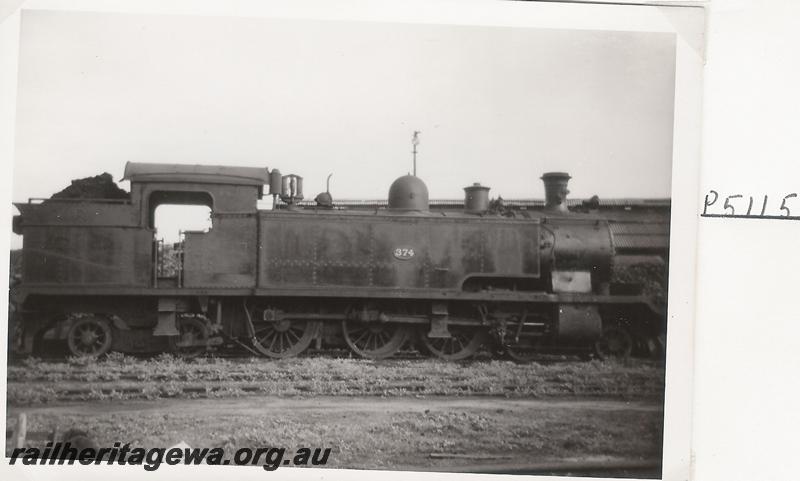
10,10,676,244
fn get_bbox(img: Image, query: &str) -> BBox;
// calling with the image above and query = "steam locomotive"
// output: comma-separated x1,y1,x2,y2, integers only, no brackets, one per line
10,162,665,361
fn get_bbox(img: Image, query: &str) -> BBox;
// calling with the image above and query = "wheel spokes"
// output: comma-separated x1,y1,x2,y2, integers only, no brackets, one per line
67,316,113,358
342,320,409,359
421,326,486,361
594,327,633,360
252,320,320,359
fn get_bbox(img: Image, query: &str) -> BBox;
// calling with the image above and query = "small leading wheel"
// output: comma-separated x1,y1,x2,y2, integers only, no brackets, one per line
505,343,540,363
66,316,113,358
421,326,488,361
594,326,633,360
252,319,320,358
342,320,410,359
168,315,209,358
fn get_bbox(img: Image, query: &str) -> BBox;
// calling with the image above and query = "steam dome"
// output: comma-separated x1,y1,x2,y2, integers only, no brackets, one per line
388,175,429,211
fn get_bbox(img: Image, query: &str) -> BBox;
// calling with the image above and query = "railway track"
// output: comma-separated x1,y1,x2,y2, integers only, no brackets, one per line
15,343,610,364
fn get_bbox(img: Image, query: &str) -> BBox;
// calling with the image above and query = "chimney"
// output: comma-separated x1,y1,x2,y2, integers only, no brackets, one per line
464,183,490,214
541,172,571,213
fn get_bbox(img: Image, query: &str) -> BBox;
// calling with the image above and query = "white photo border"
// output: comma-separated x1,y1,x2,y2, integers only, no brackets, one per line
0,1,705,481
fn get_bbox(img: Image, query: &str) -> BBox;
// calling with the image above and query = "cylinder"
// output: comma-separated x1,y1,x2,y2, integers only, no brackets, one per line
464,183,490,214
281,174,305,201
541,172,571,213
281,175,291,198
294,175,304,200
269,169,282,195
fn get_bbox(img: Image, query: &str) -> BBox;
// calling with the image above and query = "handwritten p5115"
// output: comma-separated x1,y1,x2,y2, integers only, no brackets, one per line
702,190,798,219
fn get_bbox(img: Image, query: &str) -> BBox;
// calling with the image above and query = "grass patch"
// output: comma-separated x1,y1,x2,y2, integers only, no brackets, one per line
8,357,664,405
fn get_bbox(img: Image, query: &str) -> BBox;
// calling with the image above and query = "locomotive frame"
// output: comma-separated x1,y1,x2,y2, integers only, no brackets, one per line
10,161,665,362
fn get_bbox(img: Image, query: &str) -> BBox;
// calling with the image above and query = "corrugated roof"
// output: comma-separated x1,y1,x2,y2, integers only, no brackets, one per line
612,236,670,250
288,198,671,208
610,221,670,250
610,222,670,235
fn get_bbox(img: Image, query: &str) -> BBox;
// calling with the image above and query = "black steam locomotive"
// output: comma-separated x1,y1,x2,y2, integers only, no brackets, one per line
10,162,665,361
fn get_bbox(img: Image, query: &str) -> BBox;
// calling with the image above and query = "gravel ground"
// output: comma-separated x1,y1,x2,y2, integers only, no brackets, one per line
6,356,665,476
6,396,663,475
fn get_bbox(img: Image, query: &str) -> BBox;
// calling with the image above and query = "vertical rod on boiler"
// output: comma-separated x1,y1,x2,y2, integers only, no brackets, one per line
412,130,421,177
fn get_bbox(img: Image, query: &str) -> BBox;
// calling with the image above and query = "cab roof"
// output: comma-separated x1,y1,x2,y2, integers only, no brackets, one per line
122,162,270,186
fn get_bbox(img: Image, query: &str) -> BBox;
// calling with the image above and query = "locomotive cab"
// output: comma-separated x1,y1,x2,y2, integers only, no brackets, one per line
123,162,270,289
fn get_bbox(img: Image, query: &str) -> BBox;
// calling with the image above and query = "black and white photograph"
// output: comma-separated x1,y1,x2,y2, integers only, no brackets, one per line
1,1,707,480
